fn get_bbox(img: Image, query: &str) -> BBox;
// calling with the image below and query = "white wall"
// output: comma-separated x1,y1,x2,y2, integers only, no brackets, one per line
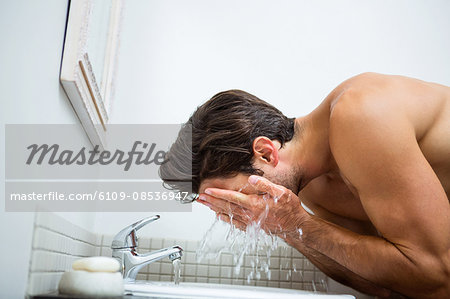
96,0,450,241
1,0,449,297
0,0,96,297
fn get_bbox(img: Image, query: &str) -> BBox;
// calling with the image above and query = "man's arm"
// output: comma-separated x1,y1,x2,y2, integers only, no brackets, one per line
282,218,394,297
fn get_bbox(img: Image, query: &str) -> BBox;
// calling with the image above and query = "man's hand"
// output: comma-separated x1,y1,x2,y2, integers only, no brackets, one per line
197,175,309,236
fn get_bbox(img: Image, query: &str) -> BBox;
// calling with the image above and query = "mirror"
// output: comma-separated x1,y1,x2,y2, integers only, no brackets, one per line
60,0,123,148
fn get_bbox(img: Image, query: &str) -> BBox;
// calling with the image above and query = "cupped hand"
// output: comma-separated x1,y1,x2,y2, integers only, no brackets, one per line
197,175,308,236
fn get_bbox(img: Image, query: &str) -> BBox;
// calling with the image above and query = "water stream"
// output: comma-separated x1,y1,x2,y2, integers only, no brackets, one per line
195,182,327,291
172,258,181,285
196,185,282,283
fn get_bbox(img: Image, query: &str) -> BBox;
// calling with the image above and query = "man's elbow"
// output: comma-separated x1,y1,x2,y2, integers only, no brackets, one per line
413,254,450,298
431,258,450,297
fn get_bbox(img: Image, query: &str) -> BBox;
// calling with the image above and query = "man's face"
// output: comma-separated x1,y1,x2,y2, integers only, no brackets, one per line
198,174,257,196
259,166,302,194
198,165,302,197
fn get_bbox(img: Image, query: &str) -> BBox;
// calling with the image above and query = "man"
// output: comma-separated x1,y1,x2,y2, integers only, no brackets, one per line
160,72,450,298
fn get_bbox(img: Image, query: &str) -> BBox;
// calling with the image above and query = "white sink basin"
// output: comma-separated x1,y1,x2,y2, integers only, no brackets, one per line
125,281,355,299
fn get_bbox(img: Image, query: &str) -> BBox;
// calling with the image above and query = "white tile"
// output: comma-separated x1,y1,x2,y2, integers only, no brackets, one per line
136,273,148,281
148,274,160,281
232,267,244,279
292,258,303,271
27,272,63,296
208,265,220,277
280,257,292,269
292,249,303,258
232,279,244,285
196,264,208,277
102,235,114,246
244,255,256,267
244,278,256,286
220,266,232,278
160,275,172,282
101,247,112,257
280,281,291,289
196,277,208,283
184,264,196,275
303,282,314,291
270,246,281,257
208,278,220,284
160,262,173,275
244,267,253,279
315,270,327,281
280,270,291,281
30,250,70,272
208,255,221,266
185,251,197,264
30,251,44,272
292,270,303,282
186,240,199,251
267,281,279,288
163,238,176,248
95,234,103,246
138,237,151,249
33,227,53,251
270,269,280,281
148,263,161,274
303,270,314,282
220,253,233,266
315,281,327,292
183,276,196,283
279,246,292,257
151,238,163,249
304,259,314,270
269,257,280,269
78,226,96,245
220,278,232,285
260,271,270,281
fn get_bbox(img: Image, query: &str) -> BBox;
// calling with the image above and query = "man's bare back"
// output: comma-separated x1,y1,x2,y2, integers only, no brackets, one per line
300,72,450,236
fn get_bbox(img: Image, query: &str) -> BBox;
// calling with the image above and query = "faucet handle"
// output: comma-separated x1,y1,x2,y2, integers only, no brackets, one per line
111,215,160,249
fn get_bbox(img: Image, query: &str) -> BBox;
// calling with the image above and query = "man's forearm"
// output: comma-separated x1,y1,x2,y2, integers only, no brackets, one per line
282,213,444,298
288,238,392,297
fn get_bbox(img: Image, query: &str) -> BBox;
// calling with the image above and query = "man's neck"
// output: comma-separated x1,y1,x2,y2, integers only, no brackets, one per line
292,106,335,185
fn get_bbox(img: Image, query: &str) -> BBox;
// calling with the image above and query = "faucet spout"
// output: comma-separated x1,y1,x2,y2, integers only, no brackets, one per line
113,245,183,282
111,216,184,282
141,245,183,262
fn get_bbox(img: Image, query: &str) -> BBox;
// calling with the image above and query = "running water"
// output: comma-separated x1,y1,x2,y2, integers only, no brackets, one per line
197,183,283,283
172,259,181,285
196,182,327,291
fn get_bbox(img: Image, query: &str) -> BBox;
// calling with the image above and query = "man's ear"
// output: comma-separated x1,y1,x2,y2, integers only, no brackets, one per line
252,137,279,166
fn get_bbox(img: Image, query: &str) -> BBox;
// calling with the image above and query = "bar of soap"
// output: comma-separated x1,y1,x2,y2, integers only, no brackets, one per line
58,271,124,297
72,256,120,273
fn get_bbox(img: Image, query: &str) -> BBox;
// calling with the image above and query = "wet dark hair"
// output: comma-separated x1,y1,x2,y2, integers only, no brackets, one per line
159,89,295,196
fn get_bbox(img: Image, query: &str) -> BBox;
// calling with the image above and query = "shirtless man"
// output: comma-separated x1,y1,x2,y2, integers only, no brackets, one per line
160,73,450,298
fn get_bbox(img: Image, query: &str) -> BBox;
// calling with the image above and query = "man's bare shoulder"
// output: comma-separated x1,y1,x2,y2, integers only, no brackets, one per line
326,72,450,142
328,72,450,107
324,72,389,104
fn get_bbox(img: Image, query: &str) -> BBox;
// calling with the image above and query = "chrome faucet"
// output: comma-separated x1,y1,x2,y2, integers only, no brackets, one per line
111,215,183,282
